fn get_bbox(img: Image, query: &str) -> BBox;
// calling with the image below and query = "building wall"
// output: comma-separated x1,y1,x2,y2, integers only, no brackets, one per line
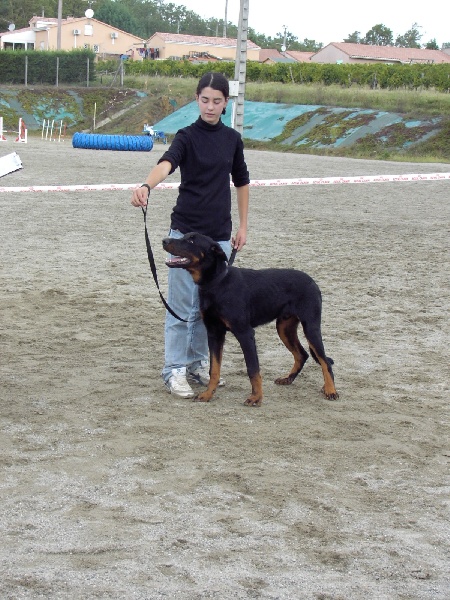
311,45,395,64
2,22,262,62
311,43,450,65
147,33,259,61
0,30,35,50
310,46,349,63
33,18,144,58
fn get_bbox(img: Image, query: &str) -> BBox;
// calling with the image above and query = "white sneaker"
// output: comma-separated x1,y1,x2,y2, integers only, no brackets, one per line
165,368,195,398
188,360,225,387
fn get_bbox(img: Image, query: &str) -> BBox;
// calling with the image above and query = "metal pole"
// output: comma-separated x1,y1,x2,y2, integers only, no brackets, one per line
57,0,62,50
24,55,28,87
87,57,89,87
232,0,249,134
223,0,228,37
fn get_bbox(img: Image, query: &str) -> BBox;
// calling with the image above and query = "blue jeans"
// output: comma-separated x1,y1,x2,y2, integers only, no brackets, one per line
162,229,232,383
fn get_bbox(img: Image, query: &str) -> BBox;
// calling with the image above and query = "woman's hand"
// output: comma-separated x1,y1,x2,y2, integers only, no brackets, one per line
131,184,150,207
232,226,247,251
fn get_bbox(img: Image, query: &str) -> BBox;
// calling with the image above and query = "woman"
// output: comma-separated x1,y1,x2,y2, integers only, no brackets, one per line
131,72,250,398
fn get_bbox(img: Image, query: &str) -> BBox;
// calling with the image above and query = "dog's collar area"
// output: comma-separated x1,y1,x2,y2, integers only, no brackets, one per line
199,266,229,289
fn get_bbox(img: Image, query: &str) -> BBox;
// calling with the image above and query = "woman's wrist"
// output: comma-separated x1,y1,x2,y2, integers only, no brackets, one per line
141,183,151,196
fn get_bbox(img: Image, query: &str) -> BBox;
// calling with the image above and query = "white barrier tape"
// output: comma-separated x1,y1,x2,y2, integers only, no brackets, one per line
0,172,449,193
0,183,177,193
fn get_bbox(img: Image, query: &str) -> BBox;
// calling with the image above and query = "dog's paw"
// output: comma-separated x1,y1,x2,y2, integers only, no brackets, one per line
321,385,339,400
274,375,295,385
244,395,262,407
194,391,213,403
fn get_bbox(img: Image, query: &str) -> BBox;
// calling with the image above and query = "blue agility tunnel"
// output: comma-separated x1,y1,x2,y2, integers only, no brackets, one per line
72,132,153,151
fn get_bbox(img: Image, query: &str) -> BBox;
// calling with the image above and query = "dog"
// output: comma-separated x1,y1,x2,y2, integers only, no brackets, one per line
162,232,339,407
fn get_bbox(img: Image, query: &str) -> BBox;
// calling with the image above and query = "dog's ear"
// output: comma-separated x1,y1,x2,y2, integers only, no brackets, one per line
211,242,228,262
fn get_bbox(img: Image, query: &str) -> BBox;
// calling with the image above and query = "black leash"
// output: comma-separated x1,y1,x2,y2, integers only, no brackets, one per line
142,206,237,323
228,246,237,267
142,206,189,322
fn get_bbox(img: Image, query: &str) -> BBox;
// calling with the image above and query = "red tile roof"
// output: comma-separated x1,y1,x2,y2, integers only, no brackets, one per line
285,50,314,62
328,42,450,63
29,16,62,24
0,25,34,35
259,48,284,61
259,49,314,63
152,31,260,50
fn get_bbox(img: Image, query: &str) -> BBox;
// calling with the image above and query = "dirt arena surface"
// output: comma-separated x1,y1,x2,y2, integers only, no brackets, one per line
1,138,449,599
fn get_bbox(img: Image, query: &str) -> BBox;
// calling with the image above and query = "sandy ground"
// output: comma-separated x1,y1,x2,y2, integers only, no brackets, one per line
1,138,449,599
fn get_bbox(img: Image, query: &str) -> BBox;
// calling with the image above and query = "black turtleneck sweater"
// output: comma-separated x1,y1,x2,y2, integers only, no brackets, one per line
158,116,250,241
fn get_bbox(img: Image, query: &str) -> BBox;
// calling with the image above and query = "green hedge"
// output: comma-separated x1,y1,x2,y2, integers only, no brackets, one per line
114,58,235,80
0,49,96,85
118,58,450,92
2,51,449,91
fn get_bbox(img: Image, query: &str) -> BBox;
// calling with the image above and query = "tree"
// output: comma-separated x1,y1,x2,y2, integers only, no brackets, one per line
127,0,169,38
62,0,89,18
344,31,361,43
95,1,139,36
0,0,320,49
362,24,393,46
424,39,439,50
299,38,322,52
159,2,189,32
0,0,55,29
395,23,422,48
274,28,297,50
248,29,269,48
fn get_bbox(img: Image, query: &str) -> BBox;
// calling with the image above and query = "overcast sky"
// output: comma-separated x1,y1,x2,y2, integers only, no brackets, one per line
171,0,448,47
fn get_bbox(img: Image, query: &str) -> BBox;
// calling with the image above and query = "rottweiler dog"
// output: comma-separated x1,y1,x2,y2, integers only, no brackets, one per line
162,232,339,407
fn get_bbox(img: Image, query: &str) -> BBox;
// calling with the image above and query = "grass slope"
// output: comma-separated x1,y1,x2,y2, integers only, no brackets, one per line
1,77,449,162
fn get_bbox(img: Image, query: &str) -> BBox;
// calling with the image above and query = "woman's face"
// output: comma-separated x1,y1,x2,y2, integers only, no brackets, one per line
196,86,229,125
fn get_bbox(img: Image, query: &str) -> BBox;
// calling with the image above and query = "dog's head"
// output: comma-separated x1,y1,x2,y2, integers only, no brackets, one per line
162,232,228,284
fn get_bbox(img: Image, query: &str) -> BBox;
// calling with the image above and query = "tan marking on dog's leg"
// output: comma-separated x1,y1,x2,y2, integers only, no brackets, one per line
195,353,222,403
244,373,263,407
308,342,339,400
275,317,308,385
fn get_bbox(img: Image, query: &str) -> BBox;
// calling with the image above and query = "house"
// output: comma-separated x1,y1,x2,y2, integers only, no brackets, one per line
1,16,145,59
0,25,36,50
145,32,260,61
259,49,315,64
285,50,315,62
311,42,450,64
258,49,295,64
